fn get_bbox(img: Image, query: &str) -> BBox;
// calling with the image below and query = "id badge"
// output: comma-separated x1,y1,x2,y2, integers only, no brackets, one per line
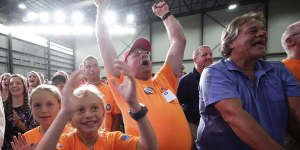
162,89,177,102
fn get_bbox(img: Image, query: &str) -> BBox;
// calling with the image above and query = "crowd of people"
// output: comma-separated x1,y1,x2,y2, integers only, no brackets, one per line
0,0,299,150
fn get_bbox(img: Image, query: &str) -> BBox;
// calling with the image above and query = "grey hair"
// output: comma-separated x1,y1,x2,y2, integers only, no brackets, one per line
281,21,300,51
221,12,265,58
193,45,211,59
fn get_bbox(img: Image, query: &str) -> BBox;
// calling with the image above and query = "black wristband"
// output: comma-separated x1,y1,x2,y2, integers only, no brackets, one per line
162,12,171,21
129,103,148,121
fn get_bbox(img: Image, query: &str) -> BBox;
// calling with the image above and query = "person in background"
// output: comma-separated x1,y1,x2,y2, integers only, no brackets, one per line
0,96,5,148
81,56,121,131
281,21,300,83
27,71,42,94
3,74,38,150
177,45,213,149
51,74,67,94
54,71,69,81
196,12,300,150
281,20,300,150
0,73,11,102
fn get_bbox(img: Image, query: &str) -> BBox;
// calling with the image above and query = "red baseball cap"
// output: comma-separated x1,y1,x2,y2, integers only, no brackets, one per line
123,38,151,61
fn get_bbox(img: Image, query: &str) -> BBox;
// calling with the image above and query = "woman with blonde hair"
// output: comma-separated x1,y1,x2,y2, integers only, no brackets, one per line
0,73,11,102
27,71,42,94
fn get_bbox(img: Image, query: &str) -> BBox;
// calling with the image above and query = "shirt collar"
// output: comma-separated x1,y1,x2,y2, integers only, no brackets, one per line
224,58,273,77
192,67,201,78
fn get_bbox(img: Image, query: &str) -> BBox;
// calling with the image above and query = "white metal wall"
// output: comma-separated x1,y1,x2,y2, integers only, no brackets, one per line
75,0,300,75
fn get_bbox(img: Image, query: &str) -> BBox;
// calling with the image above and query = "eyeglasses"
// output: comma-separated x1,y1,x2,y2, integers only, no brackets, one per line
130,49,151,57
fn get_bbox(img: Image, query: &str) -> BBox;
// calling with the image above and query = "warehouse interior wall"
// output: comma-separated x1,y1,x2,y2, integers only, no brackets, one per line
73,0,300,76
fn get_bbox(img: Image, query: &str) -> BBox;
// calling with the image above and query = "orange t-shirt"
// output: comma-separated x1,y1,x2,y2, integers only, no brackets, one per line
24,125,72,148
97,84,121,131
107,63,192,150
282,59,300,83
57,131,138,150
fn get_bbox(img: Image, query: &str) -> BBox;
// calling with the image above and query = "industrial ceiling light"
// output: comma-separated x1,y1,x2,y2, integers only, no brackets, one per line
126,14,135,23
18,3,27,9
104,11,117,25
39,12,49,23
228,4,237,10
26,12,38,21
72,11,84,24
228,0,238,10
54,10,65,24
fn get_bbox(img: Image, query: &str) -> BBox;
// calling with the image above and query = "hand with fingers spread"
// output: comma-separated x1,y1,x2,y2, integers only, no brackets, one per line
61,70,84,117
11,133,36,150
152,1,169,18
110,60,138,108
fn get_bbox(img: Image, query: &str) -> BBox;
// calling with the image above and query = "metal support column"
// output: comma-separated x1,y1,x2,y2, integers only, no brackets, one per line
47,40,51,80
149,22,152,61
200,13,204,45
71,36,76,71
7,34,13,73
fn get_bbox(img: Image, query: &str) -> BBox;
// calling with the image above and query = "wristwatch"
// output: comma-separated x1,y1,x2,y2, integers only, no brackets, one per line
129,103,148,121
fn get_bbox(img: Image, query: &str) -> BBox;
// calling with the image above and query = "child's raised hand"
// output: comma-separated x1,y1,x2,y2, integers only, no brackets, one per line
62,70,84,115
110,59,138,107
11,133,36,150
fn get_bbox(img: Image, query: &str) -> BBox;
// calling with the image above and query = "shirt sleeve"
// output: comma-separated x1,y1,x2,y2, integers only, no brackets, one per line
110,132,139,150
0,97,5,148
57,135,70,150
200,67,240,107
279,63,300,97
155,63,178,92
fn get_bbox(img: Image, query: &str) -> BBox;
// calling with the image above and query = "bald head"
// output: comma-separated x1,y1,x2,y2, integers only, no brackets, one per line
82,56,101,84
193,46,211,60
281,21,300,54
193,45,213,73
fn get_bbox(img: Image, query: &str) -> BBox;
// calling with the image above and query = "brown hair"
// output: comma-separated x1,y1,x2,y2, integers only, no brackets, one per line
4,74,29,114
27,71,42,87
0,73,11,92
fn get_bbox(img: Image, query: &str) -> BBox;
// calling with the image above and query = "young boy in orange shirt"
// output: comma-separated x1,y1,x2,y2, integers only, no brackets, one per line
35,62,158,150
11,85,73,150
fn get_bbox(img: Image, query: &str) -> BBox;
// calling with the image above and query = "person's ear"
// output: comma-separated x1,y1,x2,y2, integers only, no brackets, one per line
285,37,295,48
193,57,197,63
227,40,234,50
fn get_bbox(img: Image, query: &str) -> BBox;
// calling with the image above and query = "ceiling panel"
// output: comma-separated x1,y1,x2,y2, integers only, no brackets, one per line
0,0,267,25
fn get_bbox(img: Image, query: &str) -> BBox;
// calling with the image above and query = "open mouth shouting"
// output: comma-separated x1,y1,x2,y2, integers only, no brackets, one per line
251,39,266,48
141,60,150,66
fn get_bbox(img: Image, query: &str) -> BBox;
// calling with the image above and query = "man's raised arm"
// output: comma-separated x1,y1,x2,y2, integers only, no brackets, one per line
95,0,120,77
152,1,186,75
